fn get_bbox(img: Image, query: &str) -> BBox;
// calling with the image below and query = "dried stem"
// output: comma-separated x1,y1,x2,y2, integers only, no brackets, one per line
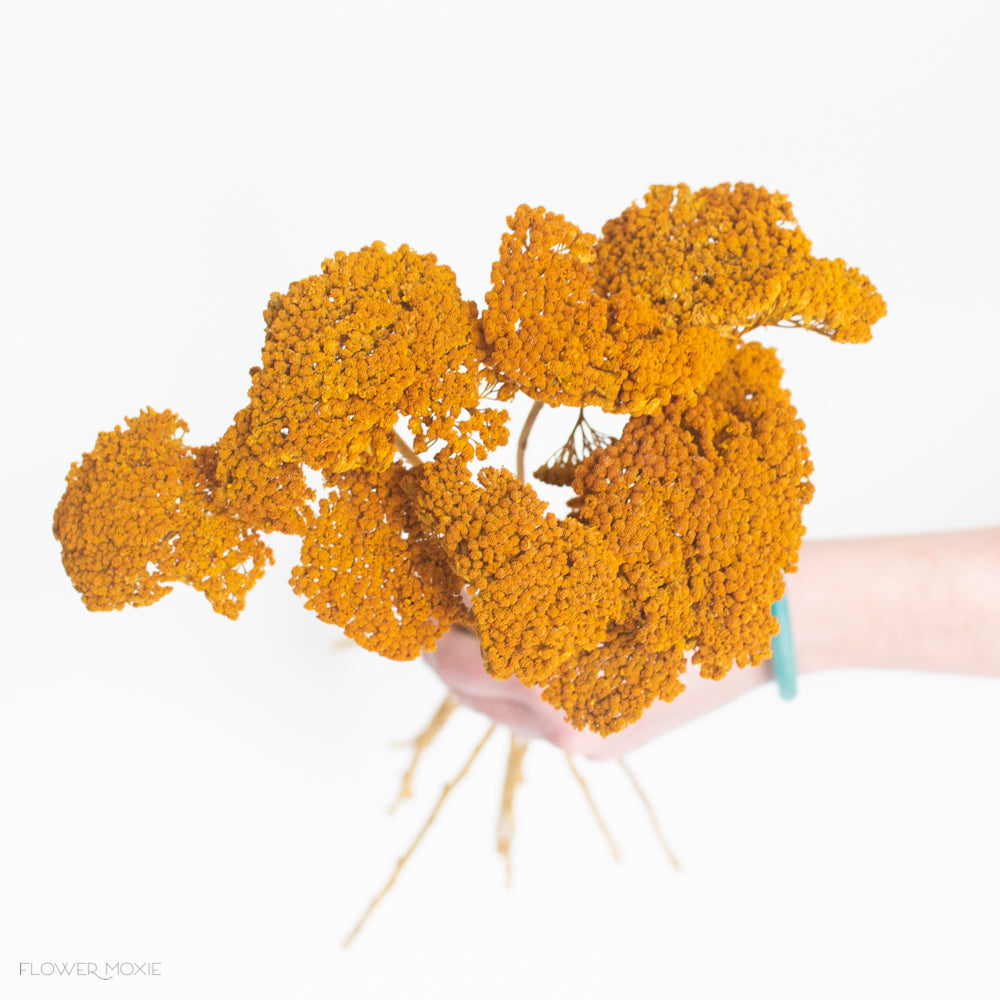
497,733,529,887
618,759,681,871
516,399,545,483
565,754,619,861
392,431,422,467
343,724,496,948
389,693,460,812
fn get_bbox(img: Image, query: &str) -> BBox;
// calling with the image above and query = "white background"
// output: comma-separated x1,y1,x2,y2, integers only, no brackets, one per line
3,1,999,997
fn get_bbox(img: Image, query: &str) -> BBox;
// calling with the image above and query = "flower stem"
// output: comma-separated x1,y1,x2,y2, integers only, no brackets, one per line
618,759,681,871
343,724,496,948
392,431,422,467
517,400,545,483
497,733,529,886
389,693,460,812
565,754,619,861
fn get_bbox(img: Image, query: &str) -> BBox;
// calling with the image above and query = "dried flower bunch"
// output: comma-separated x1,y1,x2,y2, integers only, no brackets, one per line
54,183,885,737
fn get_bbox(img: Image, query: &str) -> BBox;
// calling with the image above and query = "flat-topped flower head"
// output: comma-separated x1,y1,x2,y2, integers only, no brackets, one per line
479,206,619,409
407,455,625,688
480,205,732,414
53,409,273,618
594,182,886,342
212,242,508,532
235,242,503,475
291,463,470,660
564,342,813,731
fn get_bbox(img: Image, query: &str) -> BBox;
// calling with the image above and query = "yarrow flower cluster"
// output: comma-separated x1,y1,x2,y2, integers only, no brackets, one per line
54,183,885,736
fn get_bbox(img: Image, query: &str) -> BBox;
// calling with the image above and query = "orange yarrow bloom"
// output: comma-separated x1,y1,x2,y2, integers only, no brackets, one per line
594,182,886,342
290,462,470,660
407,455,625,689
214,242,508,532
53,409,273,619
235,243,502,464
480,205,730,414
559,342,813,733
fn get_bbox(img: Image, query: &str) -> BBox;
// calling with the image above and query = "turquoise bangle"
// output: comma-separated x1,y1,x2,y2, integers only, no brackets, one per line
770,593,797,700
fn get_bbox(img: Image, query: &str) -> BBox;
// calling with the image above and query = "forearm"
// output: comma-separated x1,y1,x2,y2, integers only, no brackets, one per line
786,528,1000,678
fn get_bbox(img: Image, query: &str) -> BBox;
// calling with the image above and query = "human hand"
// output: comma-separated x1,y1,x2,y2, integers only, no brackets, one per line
422,626,775,761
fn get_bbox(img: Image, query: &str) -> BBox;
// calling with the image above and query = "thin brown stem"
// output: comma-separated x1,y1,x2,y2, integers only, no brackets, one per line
343,724,496,948
389,694,460,812
516,400,545,483
618,759,681,871
565,754,619,861
497,733,528,887
392,431,422,467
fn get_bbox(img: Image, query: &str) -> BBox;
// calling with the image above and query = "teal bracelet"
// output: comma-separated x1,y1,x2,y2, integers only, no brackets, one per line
770,593,797,700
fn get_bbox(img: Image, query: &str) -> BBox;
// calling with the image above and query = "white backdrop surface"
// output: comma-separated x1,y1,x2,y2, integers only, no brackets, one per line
2,1,999,997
